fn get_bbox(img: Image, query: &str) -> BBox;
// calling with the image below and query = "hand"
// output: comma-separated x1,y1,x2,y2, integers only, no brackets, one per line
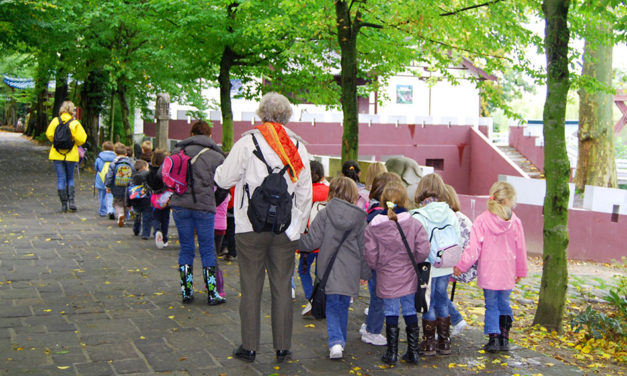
453,266,461,276
360,279,368,286
515,276,522,283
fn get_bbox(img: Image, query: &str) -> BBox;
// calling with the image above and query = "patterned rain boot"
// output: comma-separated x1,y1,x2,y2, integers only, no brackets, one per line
58,189,68,213
419,319,436,356
436,316,452,355
499,315,513,351
381,324,399,365
402,322,420,364
203,266,226,306
179,264,194,304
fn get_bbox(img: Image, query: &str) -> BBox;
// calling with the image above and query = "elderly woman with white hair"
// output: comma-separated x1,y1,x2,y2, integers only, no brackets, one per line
45,101,87,212
215,92,312,364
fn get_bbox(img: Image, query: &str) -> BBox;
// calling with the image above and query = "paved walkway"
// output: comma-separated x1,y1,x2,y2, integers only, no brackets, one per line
0,132,582,375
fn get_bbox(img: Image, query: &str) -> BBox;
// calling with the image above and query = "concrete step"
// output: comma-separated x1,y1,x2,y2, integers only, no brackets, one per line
498,146,544,179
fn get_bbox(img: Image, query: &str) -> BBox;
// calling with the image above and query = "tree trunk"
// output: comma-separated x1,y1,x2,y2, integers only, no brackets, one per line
29,61,50,138
52,66,69,118
80,68,106,150
574,28,617,192
533,0,571,333
336,0,359,163
117,82,133,145
219,45,235,152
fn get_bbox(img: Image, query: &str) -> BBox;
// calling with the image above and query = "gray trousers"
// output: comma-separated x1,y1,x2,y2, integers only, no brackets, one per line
235,231,298,351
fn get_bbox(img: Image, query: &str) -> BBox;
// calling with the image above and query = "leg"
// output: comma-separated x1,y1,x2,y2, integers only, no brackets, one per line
194,210,216,268
65,161,77,211
497,290,513,351
400,293,420,364
419,276,438,356
141,206,152,238
298,252,315,299
433,275,451,355
172,207,196,266
106,192,114,217
53,161,68,212
132,206,141,236
225,209,236,257
325,294,345,348
265,234,298,352
382,298,401,364
449,298,467,336
365,270,385,335
483,289,501,352
97,189,107,216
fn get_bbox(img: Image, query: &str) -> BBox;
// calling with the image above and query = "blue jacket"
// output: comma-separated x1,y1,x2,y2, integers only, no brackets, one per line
94,151,116,190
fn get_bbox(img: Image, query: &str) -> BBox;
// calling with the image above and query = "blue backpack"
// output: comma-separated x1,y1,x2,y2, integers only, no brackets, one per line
414,209,462,268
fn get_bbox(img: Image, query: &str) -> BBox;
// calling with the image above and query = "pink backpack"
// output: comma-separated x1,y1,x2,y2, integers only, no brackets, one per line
162,148,209,201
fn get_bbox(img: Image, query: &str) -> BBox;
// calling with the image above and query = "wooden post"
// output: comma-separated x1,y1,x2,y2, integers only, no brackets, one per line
155,93,170,150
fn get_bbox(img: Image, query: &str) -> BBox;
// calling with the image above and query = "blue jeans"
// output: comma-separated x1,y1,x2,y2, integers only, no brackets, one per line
298,252,317,299
383,293,417,317
97,188,114,216
365,270,384,334
53,160,77,190
152,207,170,243
483,289,513,334
133,205,153,238
326,294,351,348
422,274,451,321
172,207,216,267
448,299,463,326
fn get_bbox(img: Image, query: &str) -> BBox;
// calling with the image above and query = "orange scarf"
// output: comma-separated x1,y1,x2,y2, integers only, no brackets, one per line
255,122,304,183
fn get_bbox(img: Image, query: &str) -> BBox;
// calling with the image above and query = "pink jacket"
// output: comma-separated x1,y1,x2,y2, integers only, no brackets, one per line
364,212,430,299
214,187,230,231
456,210,528,290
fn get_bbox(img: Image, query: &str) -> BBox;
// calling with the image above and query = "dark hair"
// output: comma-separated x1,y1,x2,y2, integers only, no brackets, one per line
310,160,325,183
151,148,168,167
341,160,361,184
190,120,211,136
134,159,148,171
369,172,403,201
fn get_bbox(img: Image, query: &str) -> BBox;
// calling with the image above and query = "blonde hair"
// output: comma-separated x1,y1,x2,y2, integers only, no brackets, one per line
256,92,293,125
488,181,517,220
444,184,461,212
151,148,168,167
414,173,448,205
59,101,76,117
380,181,409,222
141,140,152,153
328,176,358,204
114,142,126,155
365,162,387,190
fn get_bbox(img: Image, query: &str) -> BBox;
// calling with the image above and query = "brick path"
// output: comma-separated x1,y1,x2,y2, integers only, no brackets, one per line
0,132,582,375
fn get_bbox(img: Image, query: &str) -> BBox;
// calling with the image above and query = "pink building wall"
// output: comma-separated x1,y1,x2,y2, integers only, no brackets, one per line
509,126,545,172
458,195,627,262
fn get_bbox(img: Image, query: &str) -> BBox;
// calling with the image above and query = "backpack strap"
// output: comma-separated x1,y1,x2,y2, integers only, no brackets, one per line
251,135,273,174
187,147,210,204
55,116,72,158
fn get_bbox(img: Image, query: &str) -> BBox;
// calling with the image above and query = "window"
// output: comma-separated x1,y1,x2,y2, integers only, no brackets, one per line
425,158,444,171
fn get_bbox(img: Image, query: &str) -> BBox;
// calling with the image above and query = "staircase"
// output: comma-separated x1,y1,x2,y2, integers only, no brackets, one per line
498,145,544,179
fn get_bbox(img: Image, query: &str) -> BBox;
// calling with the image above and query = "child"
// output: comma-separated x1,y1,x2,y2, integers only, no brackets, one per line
129,159,152,239
298,176,371,360
410,173,461,356
139,140,153,163
146,149,171,248
105,142,135,227
453,181,527,352
364,181,430,365
94,141,116,219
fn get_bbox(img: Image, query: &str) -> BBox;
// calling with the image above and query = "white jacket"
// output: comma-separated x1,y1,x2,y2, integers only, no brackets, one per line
214,127,313,241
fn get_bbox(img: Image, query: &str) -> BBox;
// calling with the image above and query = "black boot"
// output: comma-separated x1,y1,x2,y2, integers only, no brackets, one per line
402,322,420,364
499,315,513,351
203,266,226,306
436,316,452,355
67,186,77,211
381,325,399,365
179,265,194,304
58,189,68,212
484,333,500,352
419,319,436,356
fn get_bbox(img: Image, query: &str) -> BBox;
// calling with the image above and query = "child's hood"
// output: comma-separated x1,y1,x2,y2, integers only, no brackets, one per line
324,198,366,231
482,210,516,235
98,150,116,162
411,201,452,225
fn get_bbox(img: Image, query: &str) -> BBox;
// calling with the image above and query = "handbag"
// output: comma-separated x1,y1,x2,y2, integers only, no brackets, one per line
394,221,432,313
309,230,351,319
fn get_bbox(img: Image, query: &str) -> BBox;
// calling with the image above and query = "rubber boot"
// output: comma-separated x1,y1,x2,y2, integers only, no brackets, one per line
499,315,513,351
67,186,77,211
381,325,399,365
179,264,194,304
402,322,420,364
436,316,452,355
203,266,226,306
58,189,68,212
419,319,436,356
484,333,500,352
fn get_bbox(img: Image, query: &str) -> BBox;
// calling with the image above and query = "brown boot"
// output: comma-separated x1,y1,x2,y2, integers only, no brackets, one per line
436,317,451,355
419,319,436,356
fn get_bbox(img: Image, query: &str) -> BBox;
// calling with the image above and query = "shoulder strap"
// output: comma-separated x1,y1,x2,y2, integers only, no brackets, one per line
190,147,210,164
317,230,351,289
429,223,452,242
394,221,421,276
251,135,272,174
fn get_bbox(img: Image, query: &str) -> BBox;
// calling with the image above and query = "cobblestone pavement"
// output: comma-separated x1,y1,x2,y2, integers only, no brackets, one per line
0,132,582,375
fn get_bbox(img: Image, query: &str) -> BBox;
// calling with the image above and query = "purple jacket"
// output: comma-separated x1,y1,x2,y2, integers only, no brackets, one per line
364,212,430,299
456,210,528,290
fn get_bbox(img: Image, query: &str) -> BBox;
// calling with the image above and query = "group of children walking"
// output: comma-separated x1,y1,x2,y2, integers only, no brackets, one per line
299,161,528,363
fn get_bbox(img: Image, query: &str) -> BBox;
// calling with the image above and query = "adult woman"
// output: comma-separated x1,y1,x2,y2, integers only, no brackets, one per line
214,92,312,363
168,121,226,306
46,101,87,212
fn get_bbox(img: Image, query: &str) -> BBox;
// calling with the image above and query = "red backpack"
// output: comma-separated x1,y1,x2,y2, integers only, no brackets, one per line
162,148,209,202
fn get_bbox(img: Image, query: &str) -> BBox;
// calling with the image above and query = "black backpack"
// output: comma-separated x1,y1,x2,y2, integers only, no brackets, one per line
245,134,296,234
53,117,74,154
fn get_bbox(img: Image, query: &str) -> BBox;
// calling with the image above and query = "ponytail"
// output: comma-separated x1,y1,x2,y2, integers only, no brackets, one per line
487,182,516,220
386,201,398,222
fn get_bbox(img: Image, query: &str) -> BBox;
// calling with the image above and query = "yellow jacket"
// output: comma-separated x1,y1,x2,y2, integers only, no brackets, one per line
46,113,87,162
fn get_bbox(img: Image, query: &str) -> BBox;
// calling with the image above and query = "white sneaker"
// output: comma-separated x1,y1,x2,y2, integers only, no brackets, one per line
361,331,387,346
291,288,296,299
329,344,343,359
155,231,164,249
163,241,168,248
301,302,312,316
451,320,468,337
359,323,367,335
364,307,369,316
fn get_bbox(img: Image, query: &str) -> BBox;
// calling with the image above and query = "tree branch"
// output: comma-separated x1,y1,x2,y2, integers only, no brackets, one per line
440,0,504,17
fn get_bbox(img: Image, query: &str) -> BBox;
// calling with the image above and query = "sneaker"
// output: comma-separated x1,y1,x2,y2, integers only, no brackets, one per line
361,331,387,346
364,307,369,316
451,320,467,337
155,231,164,249
329,344,343,359
359,323,367,336
291,288,296,300
163,242,169,248
117,215,124,227
301,302,312,316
